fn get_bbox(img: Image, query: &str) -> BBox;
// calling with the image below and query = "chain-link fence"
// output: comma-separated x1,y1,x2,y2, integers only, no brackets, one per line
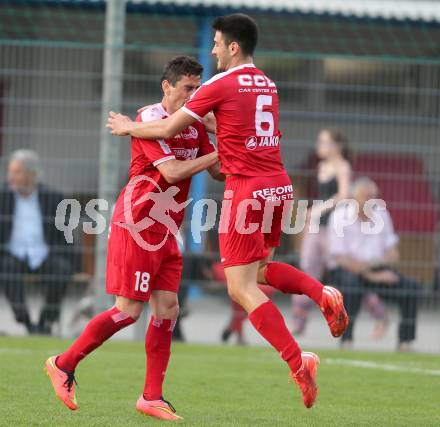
0,1,439,351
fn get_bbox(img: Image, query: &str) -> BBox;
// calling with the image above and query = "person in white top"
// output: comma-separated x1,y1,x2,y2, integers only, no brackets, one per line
327,177,419,351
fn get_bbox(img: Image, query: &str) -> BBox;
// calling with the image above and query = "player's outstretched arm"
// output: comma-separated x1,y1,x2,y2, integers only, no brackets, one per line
156,151,218,184
107,109,196,140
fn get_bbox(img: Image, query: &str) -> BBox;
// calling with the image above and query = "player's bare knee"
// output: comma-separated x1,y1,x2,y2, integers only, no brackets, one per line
154,295,179,319
227,286,238,302
124,304,143,321
129,311,142,321
158,303,179,320
115,297,144,321
227,282,246,304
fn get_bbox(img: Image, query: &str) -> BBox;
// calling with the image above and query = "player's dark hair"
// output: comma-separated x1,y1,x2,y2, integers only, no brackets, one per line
324,128,352,162
161,56,203,86
212,14,258,57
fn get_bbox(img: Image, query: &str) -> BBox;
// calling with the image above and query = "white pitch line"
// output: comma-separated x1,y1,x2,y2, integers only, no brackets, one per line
1,346,439,377
325,358,440,377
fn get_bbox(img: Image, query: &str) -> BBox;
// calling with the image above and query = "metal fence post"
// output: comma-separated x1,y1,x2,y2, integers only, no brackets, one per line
94,0,126,313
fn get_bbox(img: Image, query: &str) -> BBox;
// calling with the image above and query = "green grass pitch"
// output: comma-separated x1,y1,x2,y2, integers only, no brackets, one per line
1,336,439,426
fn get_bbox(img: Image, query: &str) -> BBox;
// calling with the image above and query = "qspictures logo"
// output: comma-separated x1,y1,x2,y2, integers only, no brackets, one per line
55,176,388,251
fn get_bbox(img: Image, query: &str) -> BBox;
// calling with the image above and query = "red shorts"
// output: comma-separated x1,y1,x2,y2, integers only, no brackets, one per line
106,224,183,302
219,173,293,268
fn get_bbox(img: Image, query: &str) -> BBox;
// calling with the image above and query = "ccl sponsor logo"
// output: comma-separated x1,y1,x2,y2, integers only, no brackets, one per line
237,74,276,87
245,135,280,151
252,185,294,202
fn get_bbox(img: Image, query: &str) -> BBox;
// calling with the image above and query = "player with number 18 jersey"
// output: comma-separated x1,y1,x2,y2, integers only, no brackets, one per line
45,57,220,421
107,103,215,302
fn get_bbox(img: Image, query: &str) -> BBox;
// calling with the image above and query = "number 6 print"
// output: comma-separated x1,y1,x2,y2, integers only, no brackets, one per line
255,95,274,137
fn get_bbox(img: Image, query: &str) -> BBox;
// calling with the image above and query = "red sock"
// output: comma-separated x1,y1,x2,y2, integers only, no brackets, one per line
56,306,135,372
265,262,323,304
143,316,176,401
248,300,302,373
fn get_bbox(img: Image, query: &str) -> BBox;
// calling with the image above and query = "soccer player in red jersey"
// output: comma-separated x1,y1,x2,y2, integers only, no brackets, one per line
45,56,223,420
108,15,348,409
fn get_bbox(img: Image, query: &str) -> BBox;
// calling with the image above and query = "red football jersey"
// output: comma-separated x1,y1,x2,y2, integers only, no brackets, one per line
112,103,215,235
182,64,285,177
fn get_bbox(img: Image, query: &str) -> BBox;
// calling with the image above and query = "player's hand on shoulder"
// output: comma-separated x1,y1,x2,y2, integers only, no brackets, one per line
106,111,133,136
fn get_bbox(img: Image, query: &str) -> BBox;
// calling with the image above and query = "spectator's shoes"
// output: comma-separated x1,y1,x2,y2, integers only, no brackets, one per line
136,395,183,421
290,352,320,408
319,286,349,337
44,356,78,410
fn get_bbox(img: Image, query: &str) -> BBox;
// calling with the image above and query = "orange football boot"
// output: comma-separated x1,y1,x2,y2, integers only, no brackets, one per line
319,286,349,337
44,356,78,410
290,352,320,408
136,395,183,421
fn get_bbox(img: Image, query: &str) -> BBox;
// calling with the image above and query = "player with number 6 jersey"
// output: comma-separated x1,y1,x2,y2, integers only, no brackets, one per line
44,56,223,421
107,14,348,413
183,63,284,177
182,62,290,267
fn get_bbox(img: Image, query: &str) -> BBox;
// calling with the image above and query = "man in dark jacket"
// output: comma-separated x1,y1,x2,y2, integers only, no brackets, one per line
0,149,73,334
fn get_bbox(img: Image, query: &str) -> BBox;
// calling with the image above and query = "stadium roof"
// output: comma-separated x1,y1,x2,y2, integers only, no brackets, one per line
128,0,440,23
1,0,439,59
3,1,440,23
